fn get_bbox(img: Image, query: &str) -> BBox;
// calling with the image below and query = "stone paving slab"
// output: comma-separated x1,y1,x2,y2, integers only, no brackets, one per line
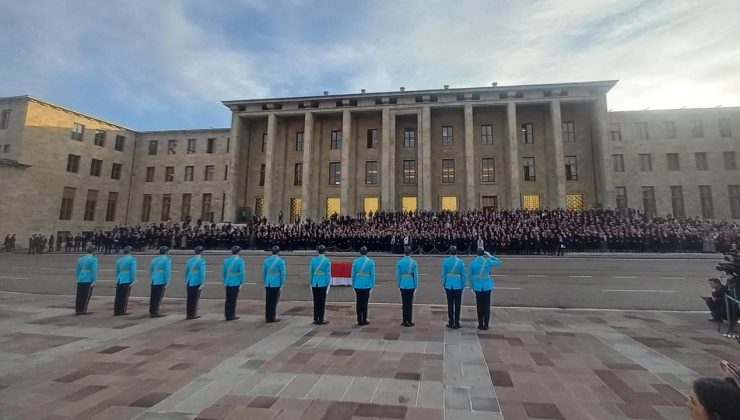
0,291,737,419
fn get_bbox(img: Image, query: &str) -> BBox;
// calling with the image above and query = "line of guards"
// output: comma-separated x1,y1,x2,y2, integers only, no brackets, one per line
74,244,502,330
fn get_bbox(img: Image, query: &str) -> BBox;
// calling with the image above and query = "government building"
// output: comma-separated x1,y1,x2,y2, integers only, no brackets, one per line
1,80,739,244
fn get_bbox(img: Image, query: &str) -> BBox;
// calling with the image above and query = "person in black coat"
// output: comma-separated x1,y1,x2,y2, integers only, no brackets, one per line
703,278,727,322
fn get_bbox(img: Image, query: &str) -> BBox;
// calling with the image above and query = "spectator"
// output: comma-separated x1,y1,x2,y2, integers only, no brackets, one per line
687,377,740,420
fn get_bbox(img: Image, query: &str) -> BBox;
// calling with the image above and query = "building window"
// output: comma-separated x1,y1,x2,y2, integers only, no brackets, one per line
719,118,732,138
259,164,265,186
224,164,228,181
523,157,536,181
262,133,267,152
83,190,98,221
90,159,102,177
442,126,453,146
66,154,80,173
700,185,714,218
201,193,213,221
724,151,737,170
365,161,378,184
637,122,649,140
615,186,628,210
363,197,379,215
114,135,125,151
165,166,174,182
441,196,458,211
639,154,652,172
666,153,680,171
481,195,498,210
664,121,676,139
0,109,10,130
148,140,158,155
110,163,122,180
296,132,304,151
641,186,656,218
141,194,152,222
60,187,76,220
71,123,85,141
367,129,379,148
105,192,118,222
145,167,155,182
695,152,708,171
670,186,685,218
94,130,106,147
294,163,303,186
441,159,455,183
566,194,584,210
402,160,416,184
403,128,416,148
167,139,177,154
691,120,704,138
562,122,575,143
290,198,302,223
481,158,495,183
729,185,740,219
612,154,624,172
330,130,342,150
254,198,264,219
181,193,192,221
207,138,216,154
187,138,197,154
326,197,341,217
522,194,540,210
204,165,214,181
329,162,341,185
481,124,493,145
401,196,417,212
609,123,622,141
161,194,172,221
184,166,194,181
565,156,578,181
521,123,534,144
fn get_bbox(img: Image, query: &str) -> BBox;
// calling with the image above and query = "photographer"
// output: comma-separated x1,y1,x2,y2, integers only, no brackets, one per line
703,278,727,322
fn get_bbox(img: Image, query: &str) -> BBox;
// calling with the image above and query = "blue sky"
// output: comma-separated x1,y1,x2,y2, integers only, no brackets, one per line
2,0,739,131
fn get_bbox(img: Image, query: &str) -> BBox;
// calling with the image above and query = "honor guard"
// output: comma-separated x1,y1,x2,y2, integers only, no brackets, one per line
440,246,465,329
113,246,136,316
351,246,375,326
75,246,98,315
184,246,206,320
468,247,502,330
149,246,171,317
262,246,286,323
309,245,331,325
396,246,419,327
223,246,245,321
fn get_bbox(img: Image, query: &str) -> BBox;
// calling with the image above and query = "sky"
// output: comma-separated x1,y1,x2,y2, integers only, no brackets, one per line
1,0,739,131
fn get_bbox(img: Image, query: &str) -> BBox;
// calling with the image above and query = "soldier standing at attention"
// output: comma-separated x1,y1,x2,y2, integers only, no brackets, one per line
309,245,331,325
468,247,502,330
184,246,206,320
396,246,419,327
262,246,286,323
113,246,136,316
149,246,171,318
222,246,245,321
441,245,465,329
75,245,98,315
351,246,375,326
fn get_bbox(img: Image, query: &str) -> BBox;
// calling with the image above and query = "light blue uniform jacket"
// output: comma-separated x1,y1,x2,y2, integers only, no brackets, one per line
184,255,206,287
262,255,286,287
150,255,172,286
351,256,375,289
222,255,245,287
468,255,502,292
115,255,137,285
396,256,419,289
440,256,465,290
309,255,331,287
76,254,98,284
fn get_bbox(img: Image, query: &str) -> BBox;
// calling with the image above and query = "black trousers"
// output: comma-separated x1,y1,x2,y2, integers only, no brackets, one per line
113,283,131,315
265,287,281,321
400,288,415,324
186,285,201,318
706,298,726,321
75,283,93,314
445,288,462,325
149,284,166,315
312,286,328,322
225,286,240,320
355,288,370,323
475,290,492,328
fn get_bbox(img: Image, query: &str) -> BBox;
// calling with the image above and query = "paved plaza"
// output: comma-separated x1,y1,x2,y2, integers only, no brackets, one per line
0,289,738,420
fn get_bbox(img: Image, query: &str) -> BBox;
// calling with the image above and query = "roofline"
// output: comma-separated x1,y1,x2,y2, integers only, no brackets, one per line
137,127,230,134
0,95,133,131
221,80,619,107
608,106,740,113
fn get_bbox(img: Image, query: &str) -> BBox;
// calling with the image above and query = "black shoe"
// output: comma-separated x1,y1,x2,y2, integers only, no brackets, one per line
407,322,415,327
446,323,455,329
481,325,489,330
362,320,370,325
708,318,722,322
267,318,281,323
150,313,165,318
401,322,408,327
317,320,329,325
454,323,461,329
477,325,484,330
226,316,240,321
186,315,202,320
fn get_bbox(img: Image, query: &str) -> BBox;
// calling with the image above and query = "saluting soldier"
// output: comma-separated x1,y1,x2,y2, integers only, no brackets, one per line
468,247,502,330
75,245,98,315
113,246,136,316
309,245,331,325
440,245,465,329
184,246,206,320
396,246,419,327
351,246,375,326
149,246,171,318
262,246,286,323
223,246,245,321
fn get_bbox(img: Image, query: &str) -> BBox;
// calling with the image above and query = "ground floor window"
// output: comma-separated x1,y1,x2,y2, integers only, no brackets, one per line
441,196,458,211
326,197,340,218
290,198,302,223
566,194,583,211
523,194,540,210
401,196,417,213
363,196,379,215
254,198,264,219
481,195,498,211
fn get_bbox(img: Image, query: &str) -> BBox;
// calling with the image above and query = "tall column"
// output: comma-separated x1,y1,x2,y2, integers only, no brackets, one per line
381,107,392,210
549,100,566,208
506,102,521,208
263,113,277,223
340,109,353,215
593,96,614,208
418,106,432,210
226,114,243,222
300,111,313,221
464,103,476,210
